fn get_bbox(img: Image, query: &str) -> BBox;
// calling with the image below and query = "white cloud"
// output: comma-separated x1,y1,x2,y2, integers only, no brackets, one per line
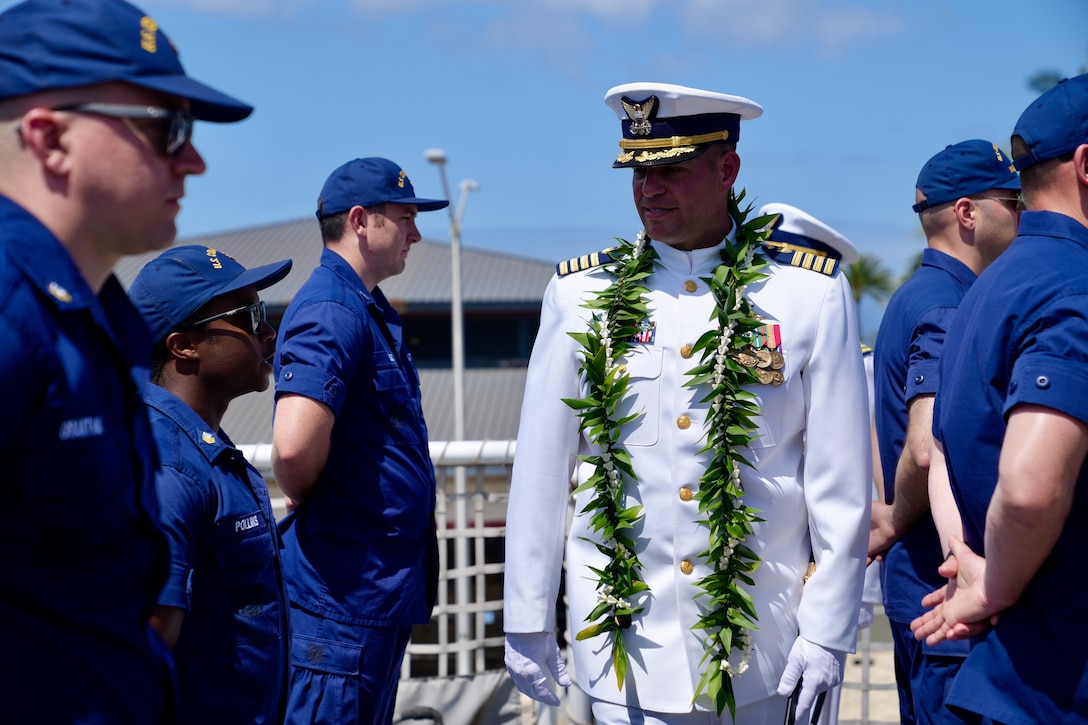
680,0,903,55
349,0,436,17
142,0,322,20
481,11,594,53
348,0,660,21
519,0,661,23
141,0,902,58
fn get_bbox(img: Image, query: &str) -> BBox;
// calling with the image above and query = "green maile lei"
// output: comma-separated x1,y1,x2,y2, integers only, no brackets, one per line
562,188,773,719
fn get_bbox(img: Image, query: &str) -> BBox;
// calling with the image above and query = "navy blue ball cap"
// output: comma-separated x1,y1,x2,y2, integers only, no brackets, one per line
912,139,1020,213
0,0,252,123
316,157,449,218
129,245,292,343
1012,73,1088,172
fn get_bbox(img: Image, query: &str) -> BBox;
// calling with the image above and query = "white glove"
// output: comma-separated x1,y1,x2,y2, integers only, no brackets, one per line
857,602,875,630
776,636,846,713
504,632,572,706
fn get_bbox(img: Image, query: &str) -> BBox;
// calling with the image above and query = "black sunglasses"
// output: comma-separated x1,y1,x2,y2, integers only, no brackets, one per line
186,301,266,336
54,103,194,157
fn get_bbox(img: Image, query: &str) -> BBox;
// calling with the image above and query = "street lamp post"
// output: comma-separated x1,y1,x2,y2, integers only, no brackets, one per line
424,148,479,674
423,149,466,444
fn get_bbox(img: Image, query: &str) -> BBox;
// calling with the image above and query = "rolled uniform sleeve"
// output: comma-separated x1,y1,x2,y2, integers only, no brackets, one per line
1004,292,1088,424
275,298,363,416
905,306,957,401
154,464,210,612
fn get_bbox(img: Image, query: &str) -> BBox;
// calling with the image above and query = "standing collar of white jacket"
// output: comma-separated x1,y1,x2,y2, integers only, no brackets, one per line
649,221,738,275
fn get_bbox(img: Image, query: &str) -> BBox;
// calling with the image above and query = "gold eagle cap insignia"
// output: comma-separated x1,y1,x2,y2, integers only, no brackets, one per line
621,96,656,136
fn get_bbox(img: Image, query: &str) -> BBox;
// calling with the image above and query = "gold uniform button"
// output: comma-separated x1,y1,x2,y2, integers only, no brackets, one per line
680,560,694,575
684,279,698,293
617,364,628,374
677,415,691,430
679,487,694,502
680,343,694,359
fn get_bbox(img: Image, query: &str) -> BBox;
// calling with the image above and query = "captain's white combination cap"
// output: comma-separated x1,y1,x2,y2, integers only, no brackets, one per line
604,82,763,168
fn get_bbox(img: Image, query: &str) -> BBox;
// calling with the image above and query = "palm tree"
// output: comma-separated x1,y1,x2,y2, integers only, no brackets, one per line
1029,55,1087,94
900,251,923,286
844,254,895,342
1029,71,1065,94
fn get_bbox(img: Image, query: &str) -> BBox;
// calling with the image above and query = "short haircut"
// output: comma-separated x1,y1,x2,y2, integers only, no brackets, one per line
150,341,170,384
317,211,348,244
317,203,388,244
1011,134,1074,190
918,203,946,237
147,300,221,383
701,140,737,161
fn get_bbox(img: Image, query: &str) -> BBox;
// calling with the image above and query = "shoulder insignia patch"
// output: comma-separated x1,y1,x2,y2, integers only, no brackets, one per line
557,247,616,277
762,241,840,276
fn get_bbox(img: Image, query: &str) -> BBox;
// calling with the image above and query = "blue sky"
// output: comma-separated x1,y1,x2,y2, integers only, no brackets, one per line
5,0,1086,329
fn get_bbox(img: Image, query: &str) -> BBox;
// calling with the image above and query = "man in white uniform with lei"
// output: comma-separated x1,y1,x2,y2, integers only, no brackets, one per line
504,82,872,724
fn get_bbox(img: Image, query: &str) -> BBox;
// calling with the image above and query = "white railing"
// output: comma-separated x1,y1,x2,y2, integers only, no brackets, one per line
238,440,894,722
238,440,517,680
238,439,518,472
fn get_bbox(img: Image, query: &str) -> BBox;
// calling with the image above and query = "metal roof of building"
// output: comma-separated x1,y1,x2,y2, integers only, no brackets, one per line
112,218,553,446
221,367,529,445
112,218,555,309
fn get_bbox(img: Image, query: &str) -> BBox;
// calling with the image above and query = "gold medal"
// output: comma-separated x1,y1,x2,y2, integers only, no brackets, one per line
755,348,773,369
756,368,774,385
770,350,785,370
733,348,759,368
770,370,784,386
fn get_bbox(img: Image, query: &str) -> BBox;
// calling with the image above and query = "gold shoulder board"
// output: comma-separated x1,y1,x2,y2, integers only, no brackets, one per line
762,241,840,276
556,247,616,277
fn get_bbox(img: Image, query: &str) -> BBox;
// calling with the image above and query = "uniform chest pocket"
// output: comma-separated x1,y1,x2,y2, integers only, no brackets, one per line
372,354,412,395
372,357,416,416
612,346,663,448
369,355,424,439
744,349,791,450
214,512,275,570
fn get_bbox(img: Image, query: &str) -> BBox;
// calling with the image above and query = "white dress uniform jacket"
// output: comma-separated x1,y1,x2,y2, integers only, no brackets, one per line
504,232,872,713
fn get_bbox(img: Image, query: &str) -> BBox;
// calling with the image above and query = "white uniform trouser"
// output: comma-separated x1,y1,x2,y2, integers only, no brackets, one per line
591,695,796,725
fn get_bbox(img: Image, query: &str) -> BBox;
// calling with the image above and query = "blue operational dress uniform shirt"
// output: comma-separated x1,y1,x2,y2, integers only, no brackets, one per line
935,210,1088,724
275,248,438,723
873,248,972,724
0,195,172,723
147,384,289,724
